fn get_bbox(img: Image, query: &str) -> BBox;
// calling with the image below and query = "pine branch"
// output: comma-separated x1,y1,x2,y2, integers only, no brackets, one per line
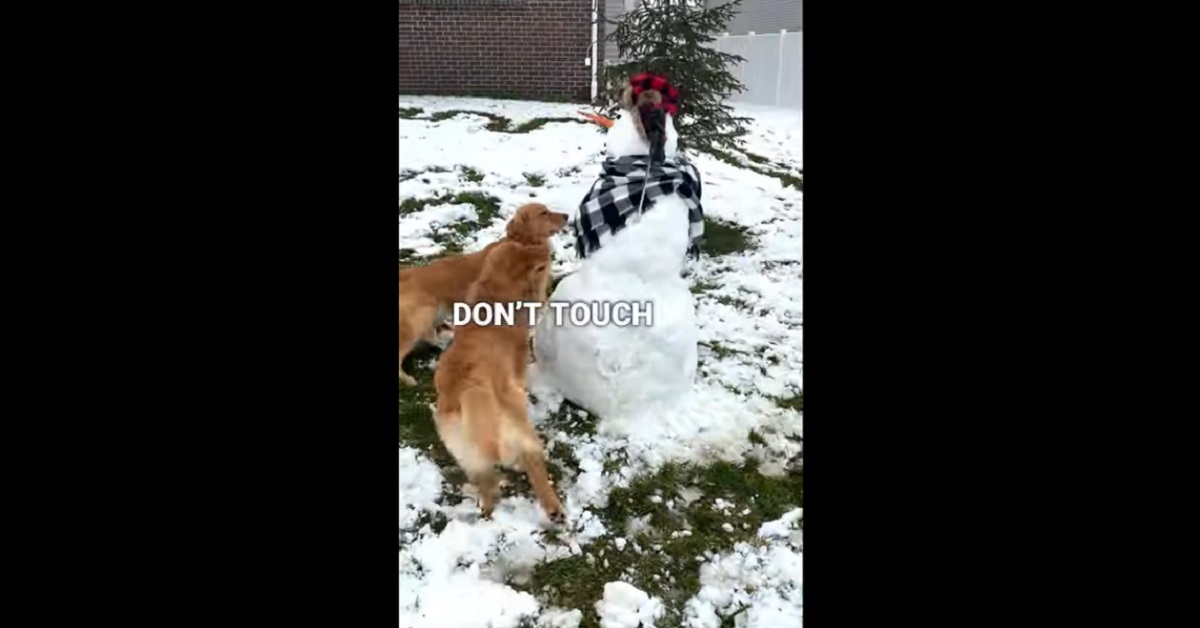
600,0,751,153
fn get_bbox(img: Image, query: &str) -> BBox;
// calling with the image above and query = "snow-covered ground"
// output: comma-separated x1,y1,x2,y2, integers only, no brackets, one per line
400,96,803,628
725,102,803,171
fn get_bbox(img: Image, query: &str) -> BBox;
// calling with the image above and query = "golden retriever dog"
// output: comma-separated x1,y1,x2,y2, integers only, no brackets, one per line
432,239,565,524
399,203,568,386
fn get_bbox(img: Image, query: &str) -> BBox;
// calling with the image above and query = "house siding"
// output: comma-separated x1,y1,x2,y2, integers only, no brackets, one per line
603,0,626,62
602,0,801,63
399,0,594,102
709,0,801,35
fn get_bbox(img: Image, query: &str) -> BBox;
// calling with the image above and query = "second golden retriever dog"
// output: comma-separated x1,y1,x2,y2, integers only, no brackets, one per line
398,203,568,386
433,239,565,524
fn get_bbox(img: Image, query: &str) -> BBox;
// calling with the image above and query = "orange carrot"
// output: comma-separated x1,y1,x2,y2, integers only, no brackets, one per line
578,110,614,128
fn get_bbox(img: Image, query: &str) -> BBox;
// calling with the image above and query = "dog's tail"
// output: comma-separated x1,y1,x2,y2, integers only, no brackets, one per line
459,387,541,469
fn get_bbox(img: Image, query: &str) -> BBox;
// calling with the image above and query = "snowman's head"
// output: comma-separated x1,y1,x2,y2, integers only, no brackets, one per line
605,73,681,161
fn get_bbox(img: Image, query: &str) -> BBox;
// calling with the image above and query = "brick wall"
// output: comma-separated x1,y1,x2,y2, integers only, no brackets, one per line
399,0,596,102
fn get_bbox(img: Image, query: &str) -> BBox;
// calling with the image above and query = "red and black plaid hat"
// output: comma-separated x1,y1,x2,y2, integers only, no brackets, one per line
630,72,680,117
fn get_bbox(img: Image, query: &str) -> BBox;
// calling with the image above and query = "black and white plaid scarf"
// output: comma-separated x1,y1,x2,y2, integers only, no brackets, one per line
573,155,704,260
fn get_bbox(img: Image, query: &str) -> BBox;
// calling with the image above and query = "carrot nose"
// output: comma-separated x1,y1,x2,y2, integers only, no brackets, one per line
578,110,614,129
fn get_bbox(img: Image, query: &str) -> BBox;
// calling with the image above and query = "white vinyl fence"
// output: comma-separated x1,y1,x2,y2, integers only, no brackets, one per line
713,30,802,109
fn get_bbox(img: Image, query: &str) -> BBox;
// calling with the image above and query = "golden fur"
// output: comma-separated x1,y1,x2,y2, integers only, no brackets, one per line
398,203,568,385
433,238,565,523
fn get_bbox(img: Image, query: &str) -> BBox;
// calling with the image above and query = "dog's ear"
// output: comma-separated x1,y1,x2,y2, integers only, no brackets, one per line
506,207,533,242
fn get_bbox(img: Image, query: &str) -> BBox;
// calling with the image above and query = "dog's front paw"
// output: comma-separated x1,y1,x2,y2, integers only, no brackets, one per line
547,507,567,528
399,372,418,387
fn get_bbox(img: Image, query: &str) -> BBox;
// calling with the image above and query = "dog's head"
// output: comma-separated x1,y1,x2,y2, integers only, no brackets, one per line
506,203,570,244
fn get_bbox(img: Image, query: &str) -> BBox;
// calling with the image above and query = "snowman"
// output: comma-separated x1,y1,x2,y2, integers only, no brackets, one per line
534,73,703,420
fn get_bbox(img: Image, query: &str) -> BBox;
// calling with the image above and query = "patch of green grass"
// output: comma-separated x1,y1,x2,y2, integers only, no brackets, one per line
773,171,804,192
773,392,803,413
399,249,456,267
602,450,631,476
701,341,744,360
419,110,588,134
548,441,583,482
397,346,469,507
721,383,746,396
398,197,429,217
526,460,803,627
714,294,753,311
398,347,454,463
523,173,547,187
435,192,502,253
701,218,755,257
399,166,452,187
429,110,464,122
513,117,584,133
398,107,423,119
541,400,599,438
427,109,513,132
701,147,803,192
460,167,485,183
398,191,502,258
690,279,719,295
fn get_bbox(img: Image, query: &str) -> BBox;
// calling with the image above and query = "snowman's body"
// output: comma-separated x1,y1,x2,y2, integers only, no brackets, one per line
534,111,699,420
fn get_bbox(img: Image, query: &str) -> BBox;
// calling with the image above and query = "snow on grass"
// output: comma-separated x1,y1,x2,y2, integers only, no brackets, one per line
400,96,802,627
683,541,804,628
733,103,804,172
596,582,665,628
399,448,443,535
397,202,481,257
399,95,585,126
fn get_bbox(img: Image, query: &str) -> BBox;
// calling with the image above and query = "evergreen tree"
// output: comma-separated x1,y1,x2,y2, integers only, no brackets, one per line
600,0,752,153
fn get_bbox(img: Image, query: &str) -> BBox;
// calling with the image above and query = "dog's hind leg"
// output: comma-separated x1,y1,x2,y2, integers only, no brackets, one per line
519,447,565,525
471,471,501,519
497,384,565,525
446,388,504,516
399,300,439,386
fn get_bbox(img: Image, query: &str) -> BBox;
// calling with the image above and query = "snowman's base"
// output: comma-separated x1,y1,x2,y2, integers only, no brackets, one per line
532,290,699,424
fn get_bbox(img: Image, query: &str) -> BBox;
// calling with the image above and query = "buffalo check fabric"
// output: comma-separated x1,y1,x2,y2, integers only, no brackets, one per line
573,155,704,261
629,72,680,118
